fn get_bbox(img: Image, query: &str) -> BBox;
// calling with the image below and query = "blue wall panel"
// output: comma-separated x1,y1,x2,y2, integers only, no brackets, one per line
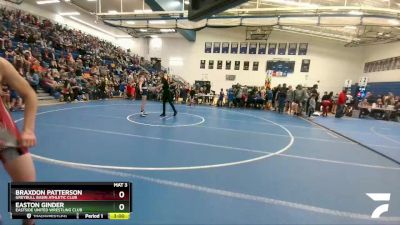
367,82,400,96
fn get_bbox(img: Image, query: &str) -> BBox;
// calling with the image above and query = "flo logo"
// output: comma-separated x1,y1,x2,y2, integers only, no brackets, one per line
366,193,391,218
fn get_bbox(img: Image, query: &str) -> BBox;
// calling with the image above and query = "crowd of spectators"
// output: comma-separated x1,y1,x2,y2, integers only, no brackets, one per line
0,6,398,122
216,83,322,116
206,83,399,121
358,91,400,120
0,6,174,110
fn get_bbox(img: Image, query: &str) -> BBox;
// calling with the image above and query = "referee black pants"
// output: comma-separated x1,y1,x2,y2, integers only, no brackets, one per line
163,99,177,114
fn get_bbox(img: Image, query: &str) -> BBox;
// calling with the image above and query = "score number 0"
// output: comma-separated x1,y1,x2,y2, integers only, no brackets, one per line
119,191,125,211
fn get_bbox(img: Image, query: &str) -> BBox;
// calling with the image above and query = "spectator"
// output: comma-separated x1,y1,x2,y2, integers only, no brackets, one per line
365,92,376,104
9,89,24,111
321,91,331,117
335,89,347,118
308,94,316,117
1,85,11,110
61,79,72,102
26,69,39,92
218,88,224,107
307,84,319,113
266,88,273,110
227,88,234,108
273,84,281,110
293,85,306,116
276,84,287,114
358,99,370,118
331,93,338,114
181,84,189,104
384,92,395,106
119,81,126,97
42,72,57,95
189,86,196,107
285,85,294,114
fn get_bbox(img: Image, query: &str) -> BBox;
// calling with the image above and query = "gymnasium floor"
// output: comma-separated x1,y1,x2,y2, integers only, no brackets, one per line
313,116,400,164
1,100,400,225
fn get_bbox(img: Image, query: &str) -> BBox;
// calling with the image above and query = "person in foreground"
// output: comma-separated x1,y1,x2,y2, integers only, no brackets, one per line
0,57,37,225
159,73,177,117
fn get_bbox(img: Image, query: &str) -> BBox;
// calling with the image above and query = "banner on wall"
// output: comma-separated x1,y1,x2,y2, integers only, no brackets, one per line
389,57,396,70
300,59,310,72
375,60,383,72
240,42,248,54
253,61,259,71
363,62,369,73
370,61,376,72
359,77,368,87
243,61,249,70
205,42,212,53
278,43,287,55
368,62,374,73
384,58,391,71
249,42,257,54
376,61,381,72
288,43,298,55
396,57,400,69
298,43,308,55
231,42,238,54
226,60,231,70
208,60,214,69
377,60,383,71
344,79,352,88
385,59,391,71
217,60,223,69
375,60,380,71
200,60,206,69
268,43,277,55
367,62,374,73
258,43,266,54
222,42,229,53
380,59,385,71
234,61,240,70
375,61,380,72
379,60,384,71
371,61,376,72
379,60,385,71
213,42,221,53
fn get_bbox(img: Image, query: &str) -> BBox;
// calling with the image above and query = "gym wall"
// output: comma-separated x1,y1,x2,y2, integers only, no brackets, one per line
149,27,364,93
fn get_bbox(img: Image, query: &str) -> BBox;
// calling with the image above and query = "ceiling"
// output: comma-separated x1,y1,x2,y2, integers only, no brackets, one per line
233,0,400,46
69,0,153,14
90,0,400,45
240,0,400,9
13,0,400,45
69,0,400,13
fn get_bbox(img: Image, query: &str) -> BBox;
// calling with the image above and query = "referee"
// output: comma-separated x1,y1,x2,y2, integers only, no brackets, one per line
159,74,177,117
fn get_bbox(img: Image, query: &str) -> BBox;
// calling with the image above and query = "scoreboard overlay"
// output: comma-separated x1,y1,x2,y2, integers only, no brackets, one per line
8,182,132,220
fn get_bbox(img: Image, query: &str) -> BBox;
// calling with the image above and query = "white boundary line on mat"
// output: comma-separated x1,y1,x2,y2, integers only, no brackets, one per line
33,161,400,222
32,122,400,171
370,126,400,145
127,112,205,127
16,103,400,171
15,104,294,171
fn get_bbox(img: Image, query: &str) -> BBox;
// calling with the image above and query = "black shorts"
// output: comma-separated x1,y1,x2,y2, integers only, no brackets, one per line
0,147,25,163
142,89,148,96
